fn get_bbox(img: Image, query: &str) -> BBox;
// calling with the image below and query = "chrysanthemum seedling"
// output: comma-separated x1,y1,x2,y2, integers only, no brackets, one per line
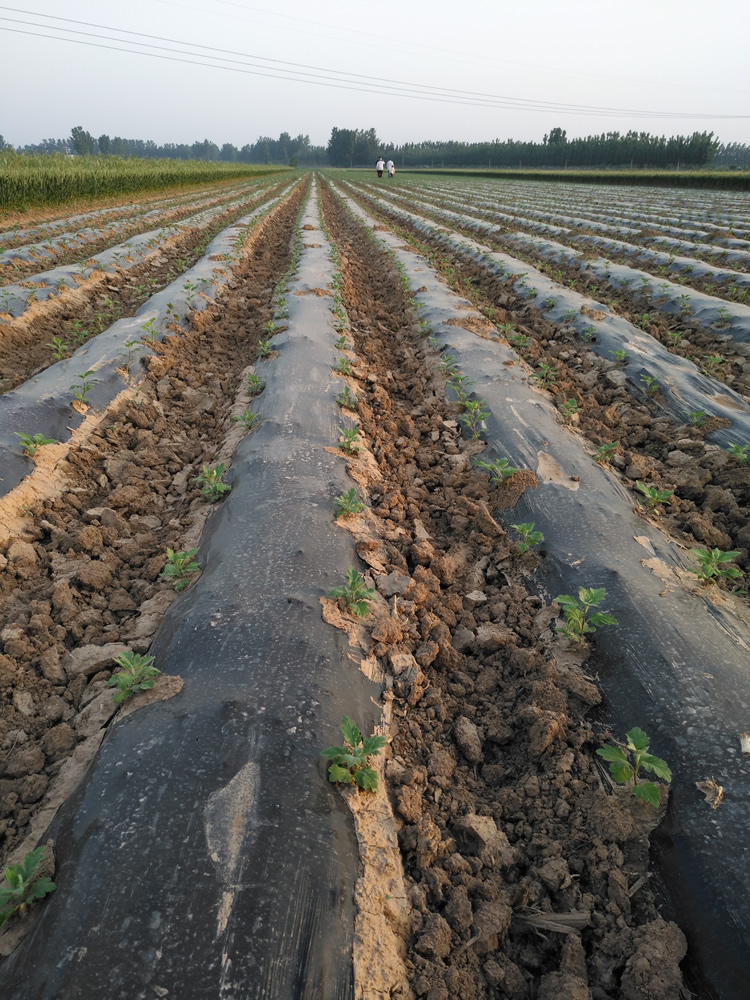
474,457,519,484
689,548,742,586
108,650,161,704
257,339,273,359
702,354,725,378
321,716,386,792
334,487,366,518
459,399,489,439
688,409,707,427
246,372,265,395
508,332,532,353
512,522,544,555
635,481,673,509
336,385,359,410
438,353,459,375
335,335,350,350
555,587,617,644
580,325,596,342
594,441,618,464
194,463,231,499
640,374,660,395
47,336,68,360
562,309,577,324
70,369,96,405
160,547,200,592
611,349,629,365
331,350,357,375
727,443,749,463
596,727,671,807
15,432,57,457
338,427,361,455
328,567,375,617
531,363,558,390
232,409,259,428
139,318,159,345
0,846,56,928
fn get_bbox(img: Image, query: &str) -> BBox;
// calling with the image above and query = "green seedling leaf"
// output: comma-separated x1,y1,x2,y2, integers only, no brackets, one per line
354,767,379,792
632,782,661,807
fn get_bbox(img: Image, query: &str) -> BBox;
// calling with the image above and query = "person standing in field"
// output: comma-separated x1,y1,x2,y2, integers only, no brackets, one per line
387,159,395,178
376,157,385,177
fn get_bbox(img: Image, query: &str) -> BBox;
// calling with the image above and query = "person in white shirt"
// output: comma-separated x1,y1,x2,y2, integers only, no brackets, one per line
376,157,385,177
386,159,395,178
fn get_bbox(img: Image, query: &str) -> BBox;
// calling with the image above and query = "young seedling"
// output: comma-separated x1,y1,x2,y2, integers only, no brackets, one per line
47,336,69,360
474,457,519,484
596,727,671,806
194,463,231,500
459,399,489,439
160,548,200,592
562,308,577,323
512,522,544,555
246,372,265,395
438,353,459,375
640,374,660,396
335,335,350,350
689,548,742,586
508,333,532,353
611,349,629,365
542,297,556,310
336,385,359,410
715,305,732,327
594,441,618,464
702,354,725,378
0,846,56,929
530,363,558,390
666,330,682,346
635,481,673,509
727,443,749,463
108,650,161,704
70,369,96,406
556,587,617,644
257,339,273,359
580,325,596,342
139,318,159,345
328,567,375,618
15,432,57,457
334,487,366,518
231,410,259,428
688,409,707,427
321,716,386,792
264,320,275,336
334,358,353,376
338,427,361,455
560,399,579,423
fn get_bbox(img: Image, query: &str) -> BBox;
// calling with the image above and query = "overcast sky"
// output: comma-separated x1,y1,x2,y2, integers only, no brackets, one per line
1,0,748,150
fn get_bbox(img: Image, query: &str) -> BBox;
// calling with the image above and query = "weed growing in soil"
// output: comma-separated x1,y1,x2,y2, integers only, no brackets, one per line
321,716,386,792
336,385,359,410
338,427,361,454
690,548,742,586
0,846,56,928
232,409,259,428
596,727,671,807
160,548,200,591
512,522,544,554
459,399,489,439
556,587,617,643
334,358,353,375
15,432,57,457
334,488,366,518
560,399,580,423
594,441,618,464
108,651,161,703
475,457,519,484
246,373,265,395
70,369,96,406
635,481,674,509
194,463,231,499
47,336,68,360
328,567,375,617
531,362,558,390
727,443,749,463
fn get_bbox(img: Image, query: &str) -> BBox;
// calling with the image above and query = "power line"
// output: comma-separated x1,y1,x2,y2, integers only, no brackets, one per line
0,9,746,120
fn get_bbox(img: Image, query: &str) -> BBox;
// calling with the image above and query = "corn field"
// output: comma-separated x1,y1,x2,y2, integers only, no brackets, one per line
0,152,287,212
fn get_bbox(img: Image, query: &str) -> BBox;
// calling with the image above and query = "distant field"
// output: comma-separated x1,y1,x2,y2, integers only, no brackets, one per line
395,166,750,190
0,152,288,213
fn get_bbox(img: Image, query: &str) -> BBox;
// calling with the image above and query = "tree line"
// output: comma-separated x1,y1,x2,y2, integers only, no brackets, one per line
328,127,723,169
3,126,747,170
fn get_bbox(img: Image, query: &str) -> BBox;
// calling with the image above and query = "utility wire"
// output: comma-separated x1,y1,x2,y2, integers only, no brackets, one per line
1,10,746,120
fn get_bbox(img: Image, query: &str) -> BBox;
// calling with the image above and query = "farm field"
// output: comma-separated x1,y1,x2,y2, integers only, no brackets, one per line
0,171,748,1000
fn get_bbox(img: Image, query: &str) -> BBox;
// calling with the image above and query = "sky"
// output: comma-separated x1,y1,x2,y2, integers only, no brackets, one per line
1,0,749,150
